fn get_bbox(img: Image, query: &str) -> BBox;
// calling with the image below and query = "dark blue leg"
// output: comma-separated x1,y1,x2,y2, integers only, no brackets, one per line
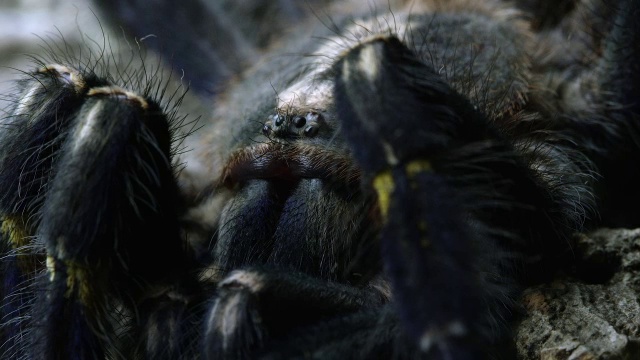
333,36,588,358
1,62,194,358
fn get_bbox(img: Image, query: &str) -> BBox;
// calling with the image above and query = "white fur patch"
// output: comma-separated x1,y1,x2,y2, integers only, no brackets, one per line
358,44,381,83
72,100,103,154
220,270,265,293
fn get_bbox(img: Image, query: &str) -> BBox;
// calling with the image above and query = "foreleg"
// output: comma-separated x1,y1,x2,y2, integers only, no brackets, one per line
0,63,195,359
333,36,592,358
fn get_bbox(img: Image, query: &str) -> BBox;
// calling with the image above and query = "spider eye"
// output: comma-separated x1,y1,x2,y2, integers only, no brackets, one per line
293,115,306,128
262,124,272,136
303,124,318,137
274,114,285,127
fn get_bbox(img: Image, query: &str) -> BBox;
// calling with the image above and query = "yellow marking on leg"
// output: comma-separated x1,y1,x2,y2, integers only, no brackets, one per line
65,261,92,305
3,215,93,306
373,170,394,220
1,215,41,272
48,255,93,305
47,255,57,282
405,160,432,178
1,215,29,248
373,160,431,223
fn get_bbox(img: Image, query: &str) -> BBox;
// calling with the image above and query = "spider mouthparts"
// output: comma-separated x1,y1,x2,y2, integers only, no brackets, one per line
220,143,361,189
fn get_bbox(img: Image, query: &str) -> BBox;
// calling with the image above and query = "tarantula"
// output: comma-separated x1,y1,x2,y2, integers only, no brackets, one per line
1,0,638,358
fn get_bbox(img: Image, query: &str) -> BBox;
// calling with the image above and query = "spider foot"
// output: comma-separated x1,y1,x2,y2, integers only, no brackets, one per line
203,268,387,359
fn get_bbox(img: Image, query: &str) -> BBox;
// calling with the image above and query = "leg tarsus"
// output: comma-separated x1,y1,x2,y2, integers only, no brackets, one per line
203,267,387,359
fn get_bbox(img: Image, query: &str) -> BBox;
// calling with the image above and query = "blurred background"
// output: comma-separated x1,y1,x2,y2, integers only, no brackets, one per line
0,0,102,109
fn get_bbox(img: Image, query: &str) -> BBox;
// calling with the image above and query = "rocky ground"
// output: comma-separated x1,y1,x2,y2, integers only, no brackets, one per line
516,229,640,359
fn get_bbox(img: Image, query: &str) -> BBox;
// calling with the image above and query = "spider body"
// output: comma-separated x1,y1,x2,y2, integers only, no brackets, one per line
1,0,639,358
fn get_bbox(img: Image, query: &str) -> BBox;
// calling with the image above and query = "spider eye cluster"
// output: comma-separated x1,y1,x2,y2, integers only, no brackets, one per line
262,112,323,139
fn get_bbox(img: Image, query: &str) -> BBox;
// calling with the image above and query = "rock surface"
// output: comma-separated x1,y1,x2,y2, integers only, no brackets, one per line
517,229,640,359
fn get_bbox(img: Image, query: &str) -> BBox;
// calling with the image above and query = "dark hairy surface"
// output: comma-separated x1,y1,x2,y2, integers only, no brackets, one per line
0,0,639,359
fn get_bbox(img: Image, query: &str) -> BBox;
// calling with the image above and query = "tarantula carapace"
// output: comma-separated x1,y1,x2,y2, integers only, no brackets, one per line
1,0,638,358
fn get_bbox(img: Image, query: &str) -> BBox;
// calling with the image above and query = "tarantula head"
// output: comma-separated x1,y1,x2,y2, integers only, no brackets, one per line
194,46,382,285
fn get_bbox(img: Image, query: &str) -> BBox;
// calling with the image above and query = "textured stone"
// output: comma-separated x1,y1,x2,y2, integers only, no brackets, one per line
516,229,640,359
